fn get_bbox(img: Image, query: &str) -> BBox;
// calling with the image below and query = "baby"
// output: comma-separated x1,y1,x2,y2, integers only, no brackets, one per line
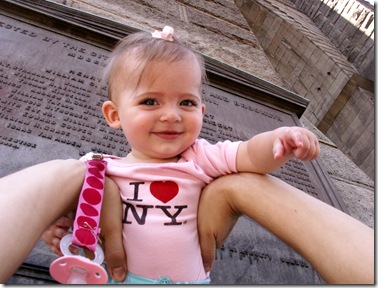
96,26,320,284
47,26,320,284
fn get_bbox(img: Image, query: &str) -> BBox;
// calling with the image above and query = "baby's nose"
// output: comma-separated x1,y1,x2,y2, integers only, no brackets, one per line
160,106,182,122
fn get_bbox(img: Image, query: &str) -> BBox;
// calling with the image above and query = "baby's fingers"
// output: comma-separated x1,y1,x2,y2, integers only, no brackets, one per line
274,128,303,159
273,138,285,160
293,134,320,161
291,129,305,149
305,138,320,160
42,227,64,256
42,216,76,256
54,215,74,229
292,132,309,159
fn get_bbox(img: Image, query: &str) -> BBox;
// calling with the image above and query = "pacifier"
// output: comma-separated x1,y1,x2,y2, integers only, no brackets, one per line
49,234,108,284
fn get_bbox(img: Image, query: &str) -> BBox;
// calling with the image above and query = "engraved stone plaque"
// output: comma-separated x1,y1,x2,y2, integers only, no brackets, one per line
2,0,347,284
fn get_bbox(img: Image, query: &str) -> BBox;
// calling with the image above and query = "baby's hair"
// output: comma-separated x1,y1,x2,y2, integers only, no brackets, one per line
102,29,207,101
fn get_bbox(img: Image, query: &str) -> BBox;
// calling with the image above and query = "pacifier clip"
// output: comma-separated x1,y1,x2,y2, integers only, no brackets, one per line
50,153,108,284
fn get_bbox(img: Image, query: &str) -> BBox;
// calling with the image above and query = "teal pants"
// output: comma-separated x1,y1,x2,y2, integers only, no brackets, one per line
107,270,211,284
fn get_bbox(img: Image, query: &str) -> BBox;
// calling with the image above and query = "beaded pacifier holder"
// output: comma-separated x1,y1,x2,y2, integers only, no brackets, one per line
50,153,108,284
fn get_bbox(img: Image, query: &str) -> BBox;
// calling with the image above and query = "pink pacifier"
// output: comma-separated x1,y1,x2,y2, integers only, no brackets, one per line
50,234,107,284
50,154,108,284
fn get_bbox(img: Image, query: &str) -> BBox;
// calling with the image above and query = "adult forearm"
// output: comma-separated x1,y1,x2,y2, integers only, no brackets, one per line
0,159,85,282
229,173,374,284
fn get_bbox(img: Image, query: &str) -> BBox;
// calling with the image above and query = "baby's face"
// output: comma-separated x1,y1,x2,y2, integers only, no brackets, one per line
113,53,205,162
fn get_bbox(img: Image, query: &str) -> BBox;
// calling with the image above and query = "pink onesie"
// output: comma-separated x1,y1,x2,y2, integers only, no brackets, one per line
100,139,240,282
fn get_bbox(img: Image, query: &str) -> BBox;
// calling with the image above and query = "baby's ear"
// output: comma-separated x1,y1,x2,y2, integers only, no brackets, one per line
102,101,122,128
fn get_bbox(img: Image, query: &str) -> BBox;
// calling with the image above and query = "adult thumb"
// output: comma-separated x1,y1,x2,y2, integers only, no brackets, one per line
199,227,217,273
103,234,127,282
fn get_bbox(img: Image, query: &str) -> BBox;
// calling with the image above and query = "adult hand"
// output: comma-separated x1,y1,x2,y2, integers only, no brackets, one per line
198,176,241,272
98,176,127,282
198,173,374,284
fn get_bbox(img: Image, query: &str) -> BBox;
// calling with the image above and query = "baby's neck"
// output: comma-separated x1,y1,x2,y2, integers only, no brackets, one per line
123,152,180,164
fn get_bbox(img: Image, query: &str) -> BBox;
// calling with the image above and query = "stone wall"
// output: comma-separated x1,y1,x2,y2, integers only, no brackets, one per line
290,0,374,82
235,0,374,179
49,0,286,87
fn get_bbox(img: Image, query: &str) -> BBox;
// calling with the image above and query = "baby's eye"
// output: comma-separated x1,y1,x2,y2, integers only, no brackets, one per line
180,99,198,107
140,98,158,106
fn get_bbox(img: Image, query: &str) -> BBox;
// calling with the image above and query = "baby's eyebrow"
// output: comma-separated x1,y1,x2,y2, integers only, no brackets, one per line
132,91,159,99
134,91,201,100
180,92,201,98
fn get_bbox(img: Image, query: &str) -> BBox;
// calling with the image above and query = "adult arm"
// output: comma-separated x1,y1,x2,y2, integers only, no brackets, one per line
198,173,374,284
0,159,86,282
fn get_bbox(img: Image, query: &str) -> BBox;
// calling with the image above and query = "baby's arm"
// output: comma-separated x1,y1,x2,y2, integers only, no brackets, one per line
236,126,320,174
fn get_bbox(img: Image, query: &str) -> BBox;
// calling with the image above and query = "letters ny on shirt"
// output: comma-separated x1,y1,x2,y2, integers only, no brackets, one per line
122,181,188,226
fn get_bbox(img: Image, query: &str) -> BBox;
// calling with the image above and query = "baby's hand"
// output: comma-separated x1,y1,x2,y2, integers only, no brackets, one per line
42,216,75,256
273,127,320,161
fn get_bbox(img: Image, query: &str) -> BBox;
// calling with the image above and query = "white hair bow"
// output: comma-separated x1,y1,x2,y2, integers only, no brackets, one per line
151,26,174,42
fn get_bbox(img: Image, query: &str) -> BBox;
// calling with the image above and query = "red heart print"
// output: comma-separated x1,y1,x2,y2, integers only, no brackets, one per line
150,181,179,203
